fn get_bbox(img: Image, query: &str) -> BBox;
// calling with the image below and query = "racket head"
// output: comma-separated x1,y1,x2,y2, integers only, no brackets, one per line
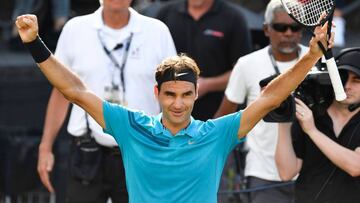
280,0,335,27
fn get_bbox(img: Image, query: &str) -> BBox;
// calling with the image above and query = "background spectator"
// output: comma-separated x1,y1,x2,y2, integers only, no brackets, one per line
156,0,252,121
276,48,360,203
36,0,176,202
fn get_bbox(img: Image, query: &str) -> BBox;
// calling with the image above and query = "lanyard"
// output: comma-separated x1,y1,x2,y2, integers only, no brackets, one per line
97,30,133,93
268,46,300,75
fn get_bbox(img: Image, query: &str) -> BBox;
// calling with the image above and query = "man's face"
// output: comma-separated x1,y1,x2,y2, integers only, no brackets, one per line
103,0,132,12
155,81,197,128
265,11,302,55
342,71,360,105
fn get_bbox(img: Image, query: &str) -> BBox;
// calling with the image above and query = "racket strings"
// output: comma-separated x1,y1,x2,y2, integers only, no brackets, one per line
284,0,334,26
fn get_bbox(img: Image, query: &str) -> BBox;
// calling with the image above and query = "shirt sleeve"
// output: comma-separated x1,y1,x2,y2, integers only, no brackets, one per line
103,101,131,148
213,111,246,156
291,120,306,159
225,59,247,104
54,21,74,67
158,19,177,58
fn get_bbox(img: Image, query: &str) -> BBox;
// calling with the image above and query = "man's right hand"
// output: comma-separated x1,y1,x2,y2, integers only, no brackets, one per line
15,14,39,43
37,145,55,193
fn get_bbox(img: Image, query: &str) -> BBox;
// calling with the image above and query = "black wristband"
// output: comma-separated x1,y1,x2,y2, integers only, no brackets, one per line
24,36,51,63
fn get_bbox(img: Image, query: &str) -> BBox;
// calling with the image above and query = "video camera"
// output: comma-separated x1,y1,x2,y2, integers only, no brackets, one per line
261,67,334,123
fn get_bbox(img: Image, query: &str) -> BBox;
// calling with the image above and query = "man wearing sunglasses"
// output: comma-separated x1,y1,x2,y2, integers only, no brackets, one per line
271,23,302,33
214,0,304,202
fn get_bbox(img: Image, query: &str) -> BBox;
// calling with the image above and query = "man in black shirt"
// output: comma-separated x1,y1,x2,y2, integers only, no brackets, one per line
157,0,252,120
276,48,360,203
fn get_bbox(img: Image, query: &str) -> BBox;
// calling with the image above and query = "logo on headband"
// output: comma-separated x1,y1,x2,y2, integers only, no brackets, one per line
156,69,197,88
174,72,189,78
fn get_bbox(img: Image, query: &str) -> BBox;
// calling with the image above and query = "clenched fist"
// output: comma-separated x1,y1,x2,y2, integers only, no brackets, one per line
15,14,39,43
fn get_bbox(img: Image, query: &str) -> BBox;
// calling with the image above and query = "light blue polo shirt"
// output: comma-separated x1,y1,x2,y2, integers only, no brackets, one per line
103,101,245,203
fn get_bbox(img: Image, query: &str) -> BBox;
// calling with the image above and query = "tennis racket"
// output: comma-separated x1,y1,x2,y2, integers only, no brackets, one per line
281,0,347,101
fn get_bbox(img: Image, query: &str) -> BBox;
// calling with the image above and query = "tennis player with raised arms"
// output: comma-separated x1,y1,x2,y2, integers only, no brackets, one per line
16,13,333,203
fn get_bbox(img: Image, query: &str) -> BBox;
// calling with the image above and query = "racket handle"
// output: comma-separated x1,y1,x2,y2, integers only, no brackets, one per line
326,57,347,101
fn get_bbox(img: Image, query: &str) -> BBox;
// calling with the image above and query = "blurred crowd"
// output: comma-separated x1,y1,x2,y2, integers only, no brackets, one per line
1,0,359,51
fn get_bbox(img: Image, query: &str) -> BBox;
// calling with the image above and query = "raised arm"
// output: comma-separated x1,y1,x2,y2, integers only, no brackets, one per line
16,14,105,128
237,21,333,138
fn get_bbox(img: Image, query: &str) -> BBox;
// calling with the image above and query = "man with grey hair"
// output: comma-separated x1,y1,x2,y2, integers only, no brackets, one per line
36,0,176,202
215,0,304,202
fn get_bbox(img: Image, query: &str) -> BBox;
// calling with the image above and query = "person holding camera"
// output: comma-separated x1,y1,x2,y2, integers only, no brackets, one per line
214,0,306,202
275,48,360,203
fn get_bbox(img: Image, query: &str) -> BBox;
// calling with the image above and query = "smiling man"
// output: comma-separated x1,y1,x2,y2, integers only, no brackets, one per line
16,12,332,202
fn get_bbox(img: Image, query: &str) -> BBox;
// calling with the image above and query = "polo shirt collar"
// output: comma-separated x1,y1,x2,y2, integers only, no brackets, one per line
177,0,222,15
154,113,197,137
92,6,142,34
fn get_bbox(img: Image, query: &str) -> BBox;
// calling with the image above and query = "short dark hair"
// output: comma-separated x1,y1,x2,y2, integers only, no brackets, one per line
155,54,200,90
